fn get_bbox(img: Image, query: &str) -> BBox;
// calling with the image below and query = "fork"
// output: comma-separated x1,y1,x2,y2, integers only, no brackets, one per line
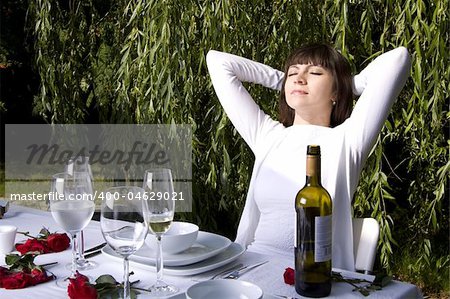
222,260,269,279
209,263,244,280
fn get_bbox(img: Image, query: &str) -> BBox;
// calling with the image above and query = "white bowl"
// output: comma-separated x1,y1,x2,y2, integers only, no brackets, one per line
187,280,263,299
146,221,199,254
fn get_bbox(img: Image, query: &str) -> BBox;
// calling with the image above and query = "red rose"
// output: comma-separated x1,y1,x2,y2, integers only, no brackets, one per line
73,271,90,284
30,268,52,285
0,266,8,279
0,267,8,287
68,271,97,299
46,233,70,252
283,267,295,285
15,239,49,255
1,272,32,289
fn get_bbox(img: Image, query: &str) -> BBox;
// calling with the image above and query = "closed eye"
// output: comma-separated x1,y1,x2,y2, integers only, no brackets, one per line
288,73,298,77
310,72,322,75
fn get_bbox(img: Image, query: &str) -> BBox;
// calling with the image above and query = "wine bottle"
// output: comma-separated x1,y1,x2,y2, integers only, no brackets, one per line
295,145,332,297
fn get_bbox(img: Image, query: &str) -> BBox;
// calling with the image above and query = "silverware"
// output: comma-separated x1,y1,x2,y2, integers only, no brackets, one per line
274,296,300,299
38,262,58,268
222,260,269,279
209,263,244,280
84,249,103,259
83,243,107,258
85,242,107,254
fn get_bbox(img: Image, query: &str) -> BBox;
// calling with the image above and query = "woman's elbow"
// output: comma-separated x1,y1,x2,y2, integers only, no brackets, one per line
396,46,412,70
206,50,221,68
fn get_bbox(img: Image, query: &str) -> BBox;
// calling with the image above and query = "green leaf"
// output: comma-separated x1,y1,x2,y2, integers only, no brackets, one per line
356,288,370,296
97,287,120,299
39,227,50,237
5,254,22,266
95,274,118,285
130,289,139,299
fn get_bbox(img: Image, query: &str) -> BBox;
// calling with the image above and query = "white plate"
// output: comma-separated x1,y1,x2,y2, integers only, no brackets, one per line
102,242,245,276
168,292,278,299
134,231,231,266
187,280,263,299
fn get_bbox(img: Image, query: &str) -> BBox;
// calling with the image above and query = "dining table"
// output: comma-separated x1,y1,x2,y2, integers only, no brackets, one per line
0,203,423,299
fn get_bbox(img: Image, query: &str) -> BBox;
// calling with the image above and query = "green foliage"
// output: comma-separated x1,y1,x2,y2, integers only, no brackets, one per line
25,0,449,294
392,244,450,294
1,0,30,114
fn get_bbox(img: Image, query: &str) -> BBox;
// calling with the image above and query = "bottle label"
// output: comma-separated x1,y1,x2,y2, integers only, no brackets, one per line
314,215,332,262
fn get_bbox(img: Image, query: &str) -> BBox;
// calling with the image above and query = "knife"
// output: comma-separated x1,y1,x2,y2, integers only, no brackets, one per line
85,242,107,254
84,249,103,259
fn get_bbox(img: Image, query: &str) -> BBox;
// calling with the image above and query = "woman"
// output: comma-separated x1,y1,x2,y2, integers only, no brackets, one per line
206,44,411,271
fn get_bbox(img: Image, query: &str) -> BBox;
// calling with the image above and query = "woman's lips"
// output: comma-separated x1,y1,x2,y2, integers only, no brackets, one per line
291,90,308,95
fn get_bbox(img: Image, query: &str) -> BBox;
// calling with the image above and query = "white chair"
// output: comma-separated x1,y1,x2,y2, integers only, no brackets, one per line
352,218,380,274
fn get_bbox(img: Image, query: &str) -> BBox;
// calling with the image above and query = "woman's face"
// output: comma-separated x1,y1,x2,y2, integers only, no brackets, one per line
284,64,335,117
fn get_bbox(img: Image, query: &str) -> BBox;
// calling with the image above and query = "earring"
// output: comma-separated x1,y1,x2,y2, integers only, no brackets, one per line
331,99,336,106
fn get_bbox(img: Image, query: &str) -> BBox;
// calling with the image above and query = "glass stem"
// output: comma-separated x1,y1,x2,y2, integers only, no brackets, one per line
77,231,85,261
123,256,130,299
71,232,78,277
156,235,163,283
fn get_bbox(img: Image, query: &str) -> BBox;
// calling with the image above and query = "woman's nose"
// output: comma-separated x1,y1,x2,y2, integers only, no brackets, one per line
295,73,306,84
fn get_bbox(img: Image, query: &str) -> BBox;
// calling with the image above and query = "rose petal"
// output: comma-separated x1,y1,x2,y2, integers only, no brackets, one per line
46,233,70,252
283,267,295,285
1,272,32,289
68,271,97,299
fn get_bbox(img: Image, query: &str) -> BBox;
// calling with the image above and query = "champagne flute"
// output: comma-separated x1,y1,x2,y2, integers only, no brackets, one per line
143,168,178,296
100,186,148,299
65,156,97,270
49,172,95,287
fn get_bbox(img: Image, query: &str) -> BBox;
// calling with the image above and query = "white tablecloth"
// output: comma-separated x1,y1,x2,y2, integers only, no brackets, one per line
0,204,423,298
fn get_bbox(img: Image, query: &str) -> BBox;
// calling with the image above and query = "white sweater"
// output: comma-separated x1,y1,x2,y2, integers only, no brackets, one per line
206,47,411,271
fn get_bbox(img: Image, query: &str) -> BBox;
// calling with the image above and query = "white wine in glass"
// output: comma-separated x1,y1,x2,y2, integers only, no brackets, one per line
143,168,178,296
148,215,172,234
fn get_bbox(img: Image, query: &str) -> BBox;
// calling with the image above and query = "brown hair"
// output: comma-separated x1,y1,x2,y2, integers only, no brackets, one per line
278,44,354,127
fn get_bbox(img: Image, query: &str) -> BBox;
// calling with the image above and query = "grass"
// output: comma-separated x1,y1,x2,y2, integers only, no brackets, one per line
392,249,450,298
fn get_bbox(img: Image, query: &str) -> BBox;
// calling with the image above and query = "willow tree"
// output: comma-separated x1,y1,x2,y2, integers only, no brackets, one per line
27,0,449,293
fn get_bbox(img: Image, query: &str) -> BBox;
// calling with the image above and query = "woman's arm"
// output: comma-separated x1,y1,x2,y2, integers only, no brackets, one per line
347,47,411,159
206,50,284,152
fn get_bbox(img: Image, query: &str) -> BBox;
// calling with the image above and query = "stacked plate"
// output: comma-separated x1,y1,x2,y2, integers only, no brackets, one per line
186,280,263,299
102,227,245,276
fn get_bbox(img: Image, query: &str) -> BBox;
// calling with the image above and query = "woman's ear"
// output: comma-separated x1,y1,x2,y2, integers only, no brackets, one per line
331,91,338,104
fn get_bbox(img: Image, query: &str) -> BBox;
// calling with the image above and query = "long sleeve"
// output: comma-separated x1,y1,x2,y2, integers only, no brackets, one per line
206,50,285,249
346,47,411,161
206,50,284,153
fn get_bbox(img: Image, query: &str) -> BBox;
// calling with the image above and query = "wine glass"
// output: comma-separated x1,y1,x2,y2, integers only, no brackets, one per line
65,156,97,270
65,156,93,179
49,172,95,287
100,186,149,299
143,168,178,296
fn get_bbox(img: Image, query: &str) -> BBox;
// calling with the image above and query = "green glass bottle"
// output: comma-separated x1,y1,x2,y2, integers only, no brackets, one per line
295,145,332,297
